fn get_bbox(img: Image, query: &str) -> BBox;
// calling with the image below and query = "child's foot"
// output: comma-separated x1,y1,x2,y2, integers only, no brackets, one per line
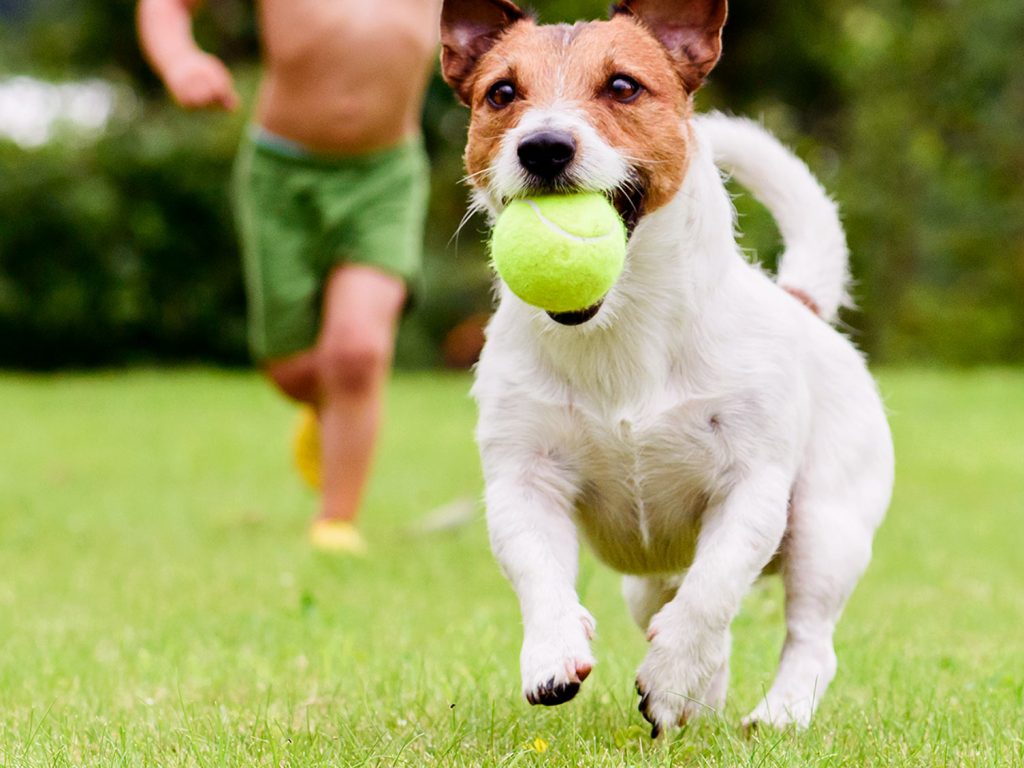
293,406,321,490
310,518,368,555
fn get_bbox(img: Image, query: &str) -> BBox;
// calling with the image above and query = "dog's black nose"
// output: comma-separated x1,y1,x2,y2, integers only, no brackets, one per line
517,131,576,180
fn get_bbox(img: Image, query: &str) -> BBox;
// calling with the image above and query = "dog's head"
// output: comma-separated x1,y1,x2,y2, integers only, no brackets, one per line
441,0,727,231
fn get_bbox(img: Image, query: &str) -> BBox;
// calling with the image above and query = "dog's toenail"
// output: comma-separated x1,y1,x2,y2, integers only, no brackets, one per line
528,676,581,707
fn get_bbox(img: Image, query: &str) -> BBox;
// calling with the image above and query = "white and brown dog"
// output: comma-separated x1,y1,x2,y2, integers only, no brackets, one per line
440,0,893,736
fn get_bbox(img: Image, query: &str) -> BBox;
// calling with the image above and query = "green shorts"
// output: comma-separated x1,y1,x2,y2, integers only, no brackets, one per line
232,128,429,361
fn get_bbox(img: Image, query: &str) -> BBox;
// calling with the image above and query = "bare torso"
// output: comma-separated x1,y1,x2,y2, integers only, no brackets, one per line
255,0,441,153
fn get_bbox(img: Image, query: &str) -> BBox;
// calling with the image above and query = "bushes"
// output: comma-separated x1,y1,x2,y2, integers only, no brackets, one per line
0,107,247,366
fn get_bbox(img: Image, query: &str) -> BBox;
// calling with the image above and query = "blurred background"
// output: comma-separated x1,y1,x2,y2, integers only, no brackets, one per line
1,0,1021,370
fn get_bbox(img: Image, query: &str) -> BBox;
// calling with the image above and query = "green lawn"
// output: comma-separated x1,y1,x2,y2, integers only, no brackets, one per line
1,368,1022,767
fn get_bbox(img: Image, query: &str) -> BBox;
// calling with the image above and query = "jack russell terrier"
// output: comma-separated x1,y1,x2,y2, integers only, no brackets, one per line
440,0,894,737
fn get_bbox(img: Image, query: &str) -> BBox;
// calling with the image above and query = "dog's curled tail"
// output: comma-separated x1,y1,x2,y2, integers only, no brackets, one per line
697,112,851,322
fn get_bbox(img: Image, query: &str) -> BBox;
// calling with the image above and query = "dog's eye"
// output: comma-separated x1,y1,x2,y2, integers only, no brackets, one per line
607,75,642,103
486,80,517,109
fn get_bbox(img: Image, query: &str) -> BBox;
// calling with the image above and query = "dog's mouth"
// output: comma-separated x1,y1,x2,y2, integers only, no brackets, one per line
547,300,603,326
610,182,645,235
508,175,645,327
546,183,642,326
514,173,646,236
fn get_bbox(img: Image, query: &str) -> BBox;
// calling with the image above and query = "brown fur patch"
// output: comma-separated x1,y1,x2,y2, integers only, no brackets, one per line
463,15,694,214
611,0,727,92
440,0,527,104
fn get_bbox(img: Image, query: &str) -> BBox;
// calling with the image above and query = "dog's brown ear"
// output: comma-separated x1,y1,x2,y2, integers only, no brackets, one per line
441,0,526,105
611,0,727,92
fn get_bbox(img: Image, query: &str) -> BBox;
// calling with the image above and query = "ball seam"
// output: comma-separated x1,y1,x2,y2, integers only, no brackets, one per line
524,199,618,244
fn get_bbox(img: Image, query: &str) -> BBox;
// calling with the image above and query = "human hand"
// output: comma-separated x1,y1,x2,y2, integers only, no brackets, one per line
162,50,239,111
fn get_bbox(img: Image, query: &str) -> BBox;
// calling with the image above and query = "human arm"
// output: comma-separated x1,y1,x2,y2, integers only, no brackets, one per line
136,0,240,111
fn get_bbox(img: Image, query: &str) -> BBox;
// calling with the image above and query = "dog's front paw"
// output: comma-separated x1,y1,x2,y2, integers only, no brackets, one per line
521,607,596,706
635,615,727,737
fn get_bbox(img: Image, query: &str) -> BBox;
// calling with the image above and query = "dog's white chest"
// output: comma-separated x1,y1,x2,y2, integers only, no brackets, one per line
568,395,737,575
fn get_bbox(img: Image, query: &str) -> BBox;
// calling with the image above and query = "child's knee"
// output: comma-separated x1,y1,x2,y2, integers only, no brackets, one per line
316,334,392,393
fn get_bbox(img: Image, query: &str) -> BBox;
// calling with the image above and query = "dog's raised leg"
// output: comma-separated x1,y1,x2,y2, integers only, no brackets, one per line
484,463,595,706
743,495,875,729
635,469,790,736
624,574,731,716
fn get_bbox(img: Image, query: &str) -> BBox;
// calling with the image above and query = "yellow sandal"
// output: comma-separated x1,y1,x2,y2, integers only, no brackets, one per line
309,518,368,555
292,406,322,491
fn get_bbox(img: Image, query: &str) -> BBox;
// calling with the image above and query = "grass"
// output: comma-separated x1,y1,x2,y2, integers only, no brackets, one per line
0,367,1022,767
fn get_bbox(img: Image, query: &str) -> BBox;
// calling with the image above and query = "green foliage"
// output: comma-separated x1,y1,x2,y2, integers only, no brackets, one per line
834,0,1024,363
704,0,1024,363
0,369,1022,764
0,104,248,366
1,0,1022,367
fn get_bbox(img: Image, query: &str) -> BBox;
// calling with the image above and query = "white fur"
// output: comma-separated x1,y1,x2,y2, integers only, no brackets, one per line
699,113,851,321
471,113,893,734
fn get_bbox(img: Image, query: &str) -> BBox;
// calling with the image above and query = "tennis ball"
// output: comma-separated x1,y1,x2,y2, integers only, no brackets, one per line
490,193,626,313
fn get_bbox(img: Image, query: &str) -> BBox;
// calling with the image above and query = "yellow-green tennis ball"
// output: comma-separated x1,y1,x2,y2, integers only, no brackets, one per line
490,193,626,313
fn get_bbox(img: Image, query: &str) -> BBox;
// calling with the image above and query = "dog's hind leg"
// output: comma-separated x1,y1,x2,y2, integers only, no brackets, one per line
702,634,731,714
744,366,892,730
743,484,881,729
622,574,681,632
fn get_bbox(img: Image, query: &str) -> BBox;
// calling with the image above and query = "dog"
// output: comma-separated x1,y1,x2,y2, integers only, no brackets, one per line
440,0,894,736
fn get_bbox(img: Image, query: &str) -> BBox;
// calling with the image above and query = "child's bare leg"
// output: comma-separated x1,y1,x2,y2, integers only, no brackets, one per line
265,351,318,404
313,264,406,522
263,264,404,525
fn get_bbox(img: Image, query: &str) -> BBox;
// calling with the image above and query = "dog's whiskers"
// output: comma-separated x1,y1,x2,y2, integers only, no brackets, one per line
459,168,490,185
448,197,490,248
